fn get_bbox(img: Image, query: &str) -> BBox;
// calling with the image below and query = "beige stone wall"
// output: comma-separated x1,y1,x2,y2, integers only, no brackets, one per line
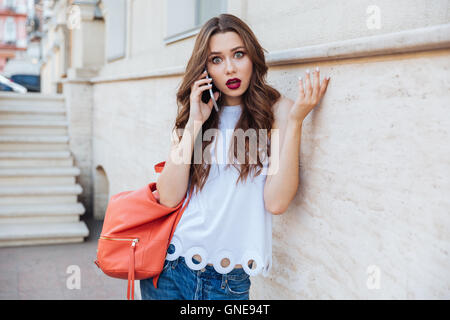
96,0,450,78
65,80,94,221
40,0,450,299
259,49,450,299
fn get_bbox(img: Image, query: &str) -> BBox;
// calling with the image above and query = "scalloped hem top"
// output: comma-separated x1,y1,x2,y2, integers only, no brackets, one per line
166,105,273,277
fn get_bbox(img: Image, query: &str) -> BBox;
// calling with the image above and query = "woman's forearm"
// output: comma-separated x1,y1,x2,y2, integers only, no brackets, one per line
157,118,203,207
264,119,302,214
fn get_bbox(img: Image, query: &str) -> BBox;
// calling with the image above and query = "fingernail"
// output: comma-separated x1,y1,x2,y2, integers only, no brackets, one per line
306,69,310,74
316,66,319,72
298,76,302,81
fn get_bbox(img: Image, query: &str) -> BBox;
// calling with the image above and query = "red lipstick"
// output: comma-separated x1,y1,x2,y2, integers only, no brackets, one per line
226,78,241,90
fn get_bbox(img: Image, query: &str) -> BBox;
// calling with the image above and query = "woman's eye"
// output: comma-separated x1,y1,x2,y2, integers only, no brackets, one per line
212,51,245,64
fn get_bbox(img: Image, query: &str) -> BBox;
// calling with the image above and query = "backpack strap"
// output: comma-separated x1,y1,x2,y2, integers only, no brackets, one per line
154,161,166,173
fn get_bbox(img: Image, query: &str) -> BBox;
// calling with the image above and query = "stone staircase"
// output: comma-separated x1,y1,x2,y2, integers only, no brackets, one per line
0,92,89,247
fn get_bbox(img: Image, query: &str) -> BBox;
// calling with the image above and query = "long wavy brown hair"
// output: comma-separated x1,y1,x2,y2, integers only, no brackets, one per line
174,14,281,195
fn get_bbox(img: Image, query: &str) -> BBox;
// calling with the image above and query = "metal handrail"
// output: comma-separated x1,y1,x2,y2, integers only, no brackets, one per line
0,74,27,93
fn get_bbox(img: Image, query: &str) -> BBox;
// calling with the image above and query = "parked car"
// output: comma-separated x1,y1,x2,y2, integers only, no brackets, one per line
10,74,40,92
0,74,27,93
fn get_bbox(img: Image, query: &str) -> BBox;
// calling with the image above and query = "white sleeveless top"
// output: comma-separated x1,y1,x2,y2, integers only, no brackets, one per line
166,105,273,277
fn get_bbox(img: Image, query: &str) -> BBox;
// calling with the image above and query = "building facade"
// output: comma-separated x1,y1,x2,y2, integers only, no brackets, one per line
40,0,450,299
0,0,29,71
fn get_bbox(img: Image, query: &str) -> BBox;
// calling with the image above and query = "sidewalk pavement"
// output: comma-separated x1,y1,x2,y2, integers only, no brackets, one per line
0,218,139,300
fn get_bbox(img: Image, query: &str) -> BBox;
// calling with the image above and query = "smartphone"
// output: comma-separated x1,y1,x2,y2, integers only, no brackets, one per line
201,68,220,112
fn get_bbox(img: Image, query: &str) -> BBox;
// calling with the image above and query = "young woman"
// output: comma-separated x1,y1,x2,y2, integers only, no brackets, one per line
140,13,330,300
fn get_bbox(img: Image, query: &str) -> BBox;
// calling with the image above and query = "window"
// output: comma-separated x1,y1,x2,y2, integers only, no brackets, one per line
4,0,16,10
164,0,227,44
103,0,127,62
16,0,27,14
4,17,16,43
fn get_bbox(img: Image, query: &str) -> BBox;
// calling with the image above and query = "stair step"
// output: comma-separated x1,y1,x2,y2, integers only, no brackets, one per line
0,135,69,151
0,120,68,127
0,120,69,135
0,184,82,205
0,203,85,216
0,203,85,224
0,167,80,186
0,167,80,176
0,106,66,114
0,221,89,247
0,151,73,167
0,184,82,196
0,92,64,108
0,151,71,158
0,105,66,121
0,135,69,143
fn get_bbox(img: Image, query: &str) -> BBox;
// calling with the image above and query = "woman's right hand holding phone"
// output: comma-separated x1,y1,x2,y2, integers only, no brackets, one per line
189,70,220,124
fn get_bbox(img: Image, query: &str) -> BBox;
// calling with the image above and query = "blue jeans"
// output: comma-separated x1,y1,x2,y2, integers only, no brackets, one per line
140,256,251,300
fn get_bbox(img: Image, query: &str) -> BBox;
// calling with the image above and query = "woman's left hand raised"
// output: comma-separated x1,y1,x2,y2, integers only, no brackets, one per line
289,67,330,122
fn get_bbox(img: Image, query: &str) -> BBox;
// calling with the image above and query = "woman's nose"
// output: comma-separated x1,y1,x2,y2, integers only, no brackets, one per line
225,58,236,73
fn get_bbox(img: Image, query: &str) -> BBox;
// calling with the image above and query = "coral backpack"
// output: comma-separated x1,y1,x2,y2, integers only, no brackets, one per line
94,161,193,300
